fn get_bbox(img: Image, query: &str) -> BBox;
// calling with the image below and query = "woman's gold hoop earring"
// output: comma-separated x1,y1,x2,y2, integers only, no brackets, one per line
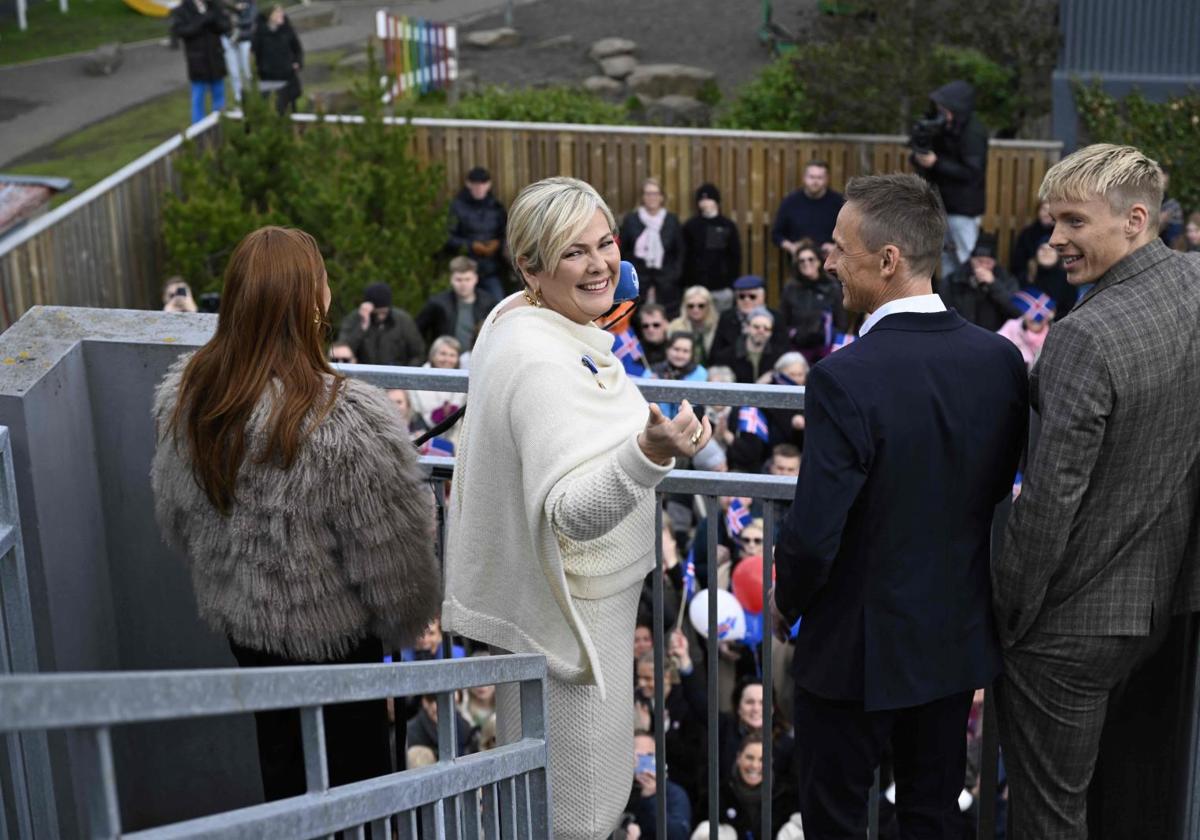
313,308,323,326
523,287,543,307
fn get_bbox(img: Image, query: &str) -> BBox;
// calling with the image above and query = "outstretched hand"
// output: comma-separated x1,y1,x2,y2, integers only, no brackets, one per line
638,400,713,465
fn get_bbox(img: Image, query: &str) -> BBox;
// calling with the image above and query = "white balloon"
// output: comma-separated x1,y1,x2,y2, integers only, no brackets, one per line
688,588,746,641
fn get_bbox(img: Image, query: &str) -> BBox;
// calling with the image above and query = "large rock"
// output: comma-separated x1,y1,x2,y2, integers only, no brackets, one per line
83,42,123,76
465,27,520,48
588,37,636,60
583,75,624,96
626,63,715,99
599,54,637,80
644,95,711,127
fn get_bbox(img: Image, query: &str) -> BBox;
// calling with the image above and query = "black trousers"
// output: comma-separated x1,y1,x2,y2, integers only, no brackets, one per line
793,686,973,840
230,636,393,802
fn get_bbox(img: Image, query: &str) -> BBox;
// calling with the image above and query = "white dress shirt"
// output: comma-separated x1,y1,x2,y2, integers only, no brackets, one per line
859,293,947,337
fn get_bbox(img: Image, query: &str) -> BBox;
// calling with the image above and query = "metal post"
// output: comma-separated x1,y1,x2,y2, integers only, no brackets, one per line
706,500,719,838
519,677,551,840
761,501,775,839
81,727,121,839
652,497,668,840
0,426,57,839
300,706,330,793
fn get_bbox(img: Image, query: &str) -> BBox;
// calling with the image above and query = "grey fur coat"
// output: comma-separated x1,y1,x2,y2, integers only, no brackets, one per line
151,354,441,661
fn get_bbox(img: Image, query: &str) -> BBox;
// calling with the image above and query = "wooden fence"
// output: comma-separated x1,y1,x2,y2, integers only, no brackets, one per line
0,113,222,330
0,113,1060,331
402,118,1062,300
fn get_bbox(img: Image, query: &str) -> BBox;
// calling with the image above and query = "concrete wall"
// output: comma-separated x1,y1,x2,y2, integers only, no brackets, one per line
0,307,260,836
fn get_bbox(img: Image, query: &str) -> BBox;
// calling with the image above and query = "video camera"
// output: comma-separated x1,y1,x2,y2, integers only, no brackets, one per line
908,112,948,156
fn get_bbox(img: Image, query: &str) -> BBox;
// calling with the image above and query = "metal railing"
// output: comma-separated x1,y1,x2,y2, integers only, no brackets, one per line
359,366,1003,840
0,367,1003,839
0,654,551,840
0,425,58,840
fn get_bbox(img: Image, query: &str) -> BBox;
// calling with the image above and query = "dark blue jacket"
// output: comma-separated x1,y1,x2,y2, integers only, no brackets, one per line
630,779,692,840
774,309,1028,711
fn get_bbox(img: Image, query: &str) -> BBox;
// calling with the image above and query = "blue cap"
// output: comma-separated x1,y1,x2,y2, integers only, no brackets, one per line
732,275,764,290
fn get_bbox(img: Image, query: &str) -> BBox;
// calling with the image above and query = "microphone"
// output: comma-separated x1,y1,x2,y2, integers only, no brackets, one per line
613,260,640,303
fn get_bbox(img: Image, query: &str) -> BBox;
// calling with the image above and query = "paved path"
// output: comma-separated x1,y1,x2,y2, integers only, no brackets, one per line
0,0,531,167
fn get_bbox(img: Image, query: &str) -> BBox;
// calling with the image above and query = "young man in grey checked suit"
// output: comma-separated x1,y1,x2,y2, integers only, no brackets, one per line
993,144,1200,839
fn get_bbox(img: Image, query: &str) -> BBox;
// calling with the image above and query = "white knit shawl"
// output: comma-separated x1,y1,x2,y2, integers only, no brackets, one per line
443,297,672,696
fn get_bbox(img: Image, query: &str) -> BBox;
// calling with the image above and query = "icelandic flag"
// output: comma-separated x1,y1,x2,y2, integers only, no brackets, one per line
612,327,648,377
422,436,455,457
726,497,751,536
682,548,697,601
830,331,856,352
738,406,770,442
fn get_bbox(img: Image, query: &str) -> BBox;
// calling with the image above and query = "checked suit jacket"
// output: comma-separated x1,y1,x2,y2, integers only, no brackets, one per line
994,239,1200,647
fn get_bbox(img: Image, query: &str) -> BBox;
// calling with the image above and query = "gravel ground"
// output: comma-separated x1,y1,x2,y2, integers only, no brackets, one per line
456,0,812,98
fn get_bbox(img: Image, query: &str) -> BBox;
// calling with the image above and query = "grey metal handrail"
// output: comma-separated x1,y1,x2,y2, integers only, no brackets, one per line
0,655,551,840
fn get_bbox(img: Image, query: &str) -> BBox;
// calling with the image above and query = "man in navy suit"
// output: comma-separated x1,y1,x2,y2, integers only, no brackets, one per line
771,174,1028,839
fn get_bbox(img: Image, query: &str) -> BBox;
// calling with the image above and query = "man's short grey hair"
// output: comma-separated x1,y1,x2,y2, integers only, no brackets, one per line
1039,143,1163,228
746,306,774,326
843,174,947,277
507,177,617,285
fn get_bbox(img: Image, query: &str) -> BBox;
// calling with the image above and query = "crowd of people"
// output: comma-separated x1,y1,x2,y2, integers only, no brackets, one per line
150,119,1199,839
170,0,305,123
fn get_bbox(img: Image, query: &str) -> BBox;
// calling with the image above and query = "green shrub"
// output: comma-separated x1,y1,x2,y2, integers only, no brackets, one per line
408,85,629,124
722,0,1056,137
716,55,815,131
162,61,448,324
1074,81,1200,213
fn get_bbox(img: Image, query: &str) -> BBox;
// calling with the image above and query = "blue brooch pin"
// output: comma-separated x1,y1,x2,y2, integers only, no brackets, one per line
581,355,605,390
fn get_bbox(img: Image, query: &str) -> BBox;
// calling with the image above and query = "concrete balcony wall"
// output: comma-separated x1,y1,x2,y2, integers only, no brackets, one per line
0,307,260,837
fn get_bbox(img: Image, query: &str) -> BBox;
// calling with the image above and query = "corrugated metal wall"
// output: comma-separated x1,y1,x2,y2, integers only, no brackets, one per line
1059,0,1200,76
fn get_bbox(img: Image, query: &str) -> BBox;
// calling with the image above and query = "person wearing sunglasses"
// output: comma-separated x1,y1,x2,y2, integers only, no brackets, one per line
708,275,784,367
667,286,720,366
780,240,849,362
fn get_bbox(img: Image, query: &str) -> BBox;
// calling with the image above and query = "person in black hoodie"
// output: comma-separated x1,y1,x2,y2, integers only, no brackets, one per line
252,4,303,113
415,256,497,351
447,167,508,301
682,183,742,308
170,0,231,124
911,79,989,279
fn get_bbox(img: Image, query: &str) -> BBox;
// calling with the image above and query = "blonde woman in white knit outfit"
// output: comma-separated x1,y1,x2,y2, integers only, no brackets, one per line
443,177,713,840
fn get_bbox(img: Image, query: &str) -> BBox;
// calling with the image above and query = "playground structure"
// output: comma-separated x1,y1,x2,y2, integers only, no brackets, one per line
120,0,177,18
375,11,458,102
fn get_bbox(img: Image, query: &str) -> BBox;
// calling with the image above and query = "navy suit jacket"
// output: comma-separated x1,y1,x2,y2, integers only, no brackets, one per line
774,309,1028,711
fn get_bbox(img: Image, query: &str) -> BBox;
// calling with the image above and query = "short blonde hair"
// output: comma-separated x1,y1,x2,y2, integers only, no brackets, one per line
1039,143,1164,226
507,177,617,286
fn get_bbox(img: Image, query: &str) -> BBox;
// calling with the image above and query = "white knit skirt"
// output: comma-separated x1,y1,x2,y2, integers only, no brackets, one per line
498,580,641,840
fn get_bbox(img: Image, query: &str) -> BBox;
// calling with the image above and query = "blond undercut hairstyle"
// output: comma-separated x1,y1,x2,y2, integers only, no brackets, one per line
1039,144,1164,229
507,177,617,287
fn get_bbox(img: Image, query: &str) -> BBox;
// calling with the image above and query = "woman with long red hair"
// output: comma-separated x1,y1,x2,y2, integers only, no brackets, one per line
151,226,441,799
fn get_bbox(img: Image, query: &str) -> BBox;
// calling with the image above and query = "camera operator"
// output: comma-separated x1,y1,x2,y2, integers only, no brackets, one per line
910,80,989,279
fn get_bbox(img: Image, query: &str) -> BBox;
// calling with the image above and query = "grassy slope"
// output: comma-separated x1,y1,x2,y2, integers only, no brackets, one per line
0,0,170,67
7,49,344,204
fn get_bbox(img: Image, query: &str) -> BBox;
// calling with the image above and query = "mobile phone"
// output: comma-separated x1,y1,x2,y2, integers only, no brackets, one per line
635,753,655,776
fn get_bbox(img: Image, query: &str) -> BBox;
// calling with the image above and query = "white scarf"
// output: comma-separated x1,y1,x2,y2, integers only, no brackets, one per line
635,207,666,270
